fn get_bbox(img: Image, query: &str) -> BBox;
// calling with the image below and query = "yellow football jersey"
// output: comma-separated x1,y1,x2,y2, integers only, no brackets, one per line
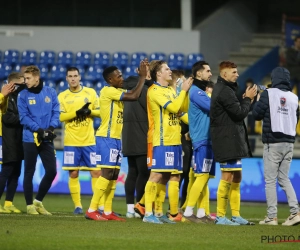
147,83,186,146
58,86,99,146
96,86,127,139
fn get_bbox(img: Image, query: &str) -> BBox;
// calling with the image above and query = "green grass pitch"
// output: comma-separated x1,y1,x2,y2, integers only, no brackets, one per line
0,193,300,250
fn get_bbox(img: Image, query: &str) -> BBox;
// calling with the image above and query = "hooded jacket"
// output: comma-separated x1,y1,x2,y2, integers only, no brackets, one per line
252,67,299,143
121,76,153,156
210,76,252,162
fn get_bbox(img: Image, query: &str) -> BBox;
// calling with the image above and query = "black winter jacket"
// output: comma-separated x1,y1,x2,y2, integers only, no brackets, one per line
210,76,252,162
252,67,299,144
121,76,153,156
2,91,24,163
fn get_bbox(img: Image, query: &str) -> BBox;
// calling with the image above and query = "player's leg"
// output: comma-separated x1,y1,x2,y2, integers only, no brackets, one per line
125,156,138,217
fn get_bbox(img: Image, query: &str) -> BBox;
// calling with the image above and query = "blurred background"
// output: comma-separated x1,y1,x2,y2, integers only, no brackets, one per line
1,0,300,201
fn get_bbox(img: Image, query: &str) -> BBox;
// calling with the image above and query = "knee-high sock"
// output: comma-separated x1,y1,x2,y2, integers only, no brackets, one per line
91,177,104,210
104,180,116,214
89,176,109,211
154,183,166,216
181,168,195,210
139,194,145,205
217,179,231,217
144,181,157,215
198,184,210,215
69,177,81,208
168,181,179,215
229,182,240,217
184,174,209,216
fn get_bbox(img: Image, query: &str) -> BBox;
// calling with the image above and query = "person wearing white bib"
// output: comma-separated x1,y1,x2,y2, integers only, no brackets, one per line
253,66,300,226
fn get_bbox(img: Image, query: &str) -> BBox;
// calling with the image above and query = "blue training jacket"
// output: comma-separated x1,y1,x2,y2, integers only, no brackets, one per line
188,85,211,149
17,86,60,143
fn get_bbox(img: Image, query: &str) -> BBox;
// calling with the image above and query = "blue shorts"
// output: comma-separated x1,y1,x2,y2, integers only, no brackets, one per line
0,136,2,164
220,159,242,171
96,136,122,169
62,145,98,171
193,145,215,177
151,145,182,172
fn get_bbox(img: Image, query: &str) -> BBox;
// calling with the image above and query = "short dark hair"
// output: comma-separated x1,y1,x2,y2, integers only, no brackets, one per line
207,81,214,89
103,66,119,82
8,72,23,83
245,78,254,84
294,35,300,42
192,61,209,77
66,67,80,76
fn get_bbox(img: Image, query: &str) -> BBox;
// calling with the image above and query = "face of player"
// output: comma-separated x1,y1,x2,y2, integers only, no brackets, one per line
224,68,239,83
198,65,212,81
24,73,39,88
66,70,81,91
157,64,172,85
109,69,124,88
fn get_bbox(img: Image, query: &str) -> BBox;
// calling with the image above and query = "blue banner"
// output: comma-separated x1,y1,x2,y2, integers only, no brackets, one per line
285,21,300,47
7,151,300,203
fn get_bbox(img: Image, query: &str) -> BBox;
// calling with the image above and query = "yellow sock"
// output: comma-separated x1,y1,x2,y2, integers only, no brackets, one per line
181,168,195,210
229,182,241,217
139,194,145,205
217,179,231,217
197,184,210,215
144,181,157,214
69,177,81,208
155,183,166,216
91,177,97,193
168,181,179,215
4,201,12,207
104,180,116,214
89,176,109,211
187,174,209,207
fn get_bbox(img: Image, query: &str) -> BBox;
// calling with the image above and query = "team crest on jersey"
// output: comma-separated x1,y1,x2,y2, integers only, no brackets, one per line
84,97,89,103
280,97,286,107
45,96,51,103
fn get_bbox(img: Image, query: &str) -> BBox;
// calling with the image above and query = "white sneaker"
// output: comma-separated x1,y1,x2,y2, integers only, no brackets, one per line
126,212,135,218
282,213,300,226
259,216,278,225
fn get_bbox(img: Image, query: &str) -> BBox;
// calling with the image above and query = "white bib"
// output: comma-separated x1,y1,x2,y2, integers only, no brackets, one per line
267,88,298,136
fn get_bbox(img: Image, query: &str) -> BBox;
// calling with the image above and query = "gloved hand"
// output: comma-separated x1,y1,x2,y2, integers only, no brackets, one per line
36,128,45,143
76,102,91,121
44,130,57,141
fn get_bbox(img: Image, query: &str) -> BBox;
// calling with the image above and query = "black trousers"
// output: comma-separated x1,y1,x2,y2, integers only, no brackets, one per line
179,136,193,207
23,142,57,205
125,155,150,204
0,160,22,202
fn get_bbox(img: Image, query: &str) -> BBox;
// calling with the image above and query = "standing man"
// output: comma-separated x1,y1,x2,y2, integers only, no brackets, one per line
0,74,21,213
285,36,300,97
210,61,256,225
142,60,192,224
85,59,148,221
58,67,100,214
122,67,152,218
253,67,300,226
18,65,60,215
182,61,215,223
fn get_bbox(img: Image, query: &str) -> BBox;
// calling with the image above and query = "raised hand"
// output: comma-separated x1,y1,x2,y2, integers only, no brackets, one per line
181,77,193,92
1,82,15,96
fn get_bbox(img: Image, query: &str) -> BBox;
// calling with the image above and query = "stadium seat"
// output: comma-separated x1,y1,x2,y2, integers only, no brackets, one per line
39,50,56,67
49,64,67,82
168,53,185,70
85,65,104,82
44,79,57,90
57,51,74,68
75,51,92,69
20,50,38,65
0,63,13,80
95,81,105,93
38,64,49,81
149,52,166,61
130,52,148,67
74,65,85,78
13,64,21,72
81,80,94,88
123,65,138,79
57,80,69,93
3,49,20,66
94,51,110,69
112,51,129,70
185,53,204,70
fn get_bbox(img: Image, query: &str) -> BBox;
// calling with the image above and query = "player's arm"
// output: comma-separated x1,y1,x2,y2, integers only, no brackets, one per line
252,90,269,121
179,112,188,125
90,91,100,117
122,59,148,101
49,89,60,128
2,96,20,125
190,89,211,113
0,82,15,113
